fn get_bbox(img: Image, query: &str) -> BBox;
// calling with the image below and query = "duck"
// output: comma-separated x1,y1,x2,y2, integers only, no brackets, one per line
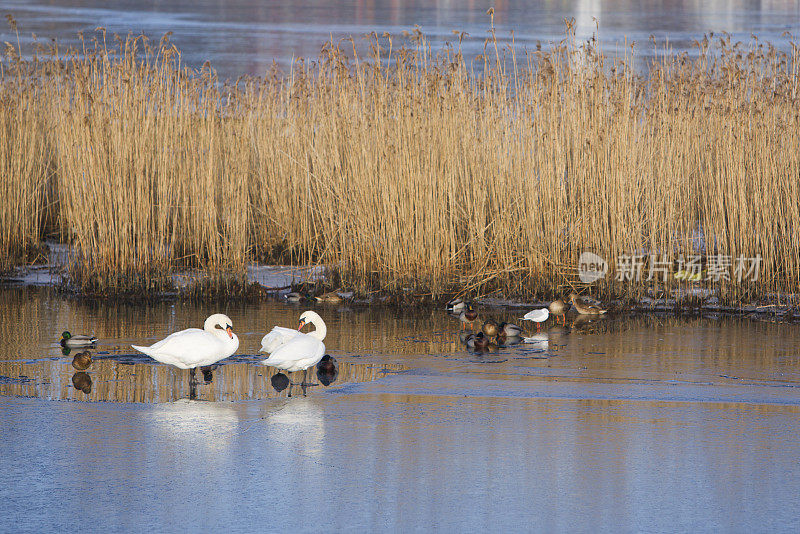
569,293,608,315
459,305,479,330
446,298,467,313
315,291,343,304
481,320,499,337
497,321,523,339
261,311,327,383
522,308,549,331
131,314,239,372
71,351,92,371
60,331,98,348
548,298,570,324
466,331,490,350
284,292,304,303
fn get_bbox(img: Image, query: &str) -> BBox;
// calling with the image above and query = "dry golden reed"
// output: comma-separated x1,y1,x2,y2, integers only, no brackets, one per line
1,23,798,303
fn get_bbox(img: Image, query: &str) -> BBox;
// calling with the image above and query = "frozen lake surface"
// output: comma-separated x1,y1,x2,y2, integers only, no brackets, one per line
1,0,798,78
1,286,800,531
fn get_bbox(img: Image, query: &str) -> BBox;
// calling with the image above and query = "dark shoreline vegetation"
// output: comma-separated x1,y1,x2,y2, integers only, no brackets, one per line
1,18,799,307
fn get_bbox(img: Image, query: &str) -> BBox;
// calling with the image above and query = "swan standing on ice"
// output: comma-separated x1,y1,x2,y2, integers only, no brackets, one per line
260,311,327,385
131,314,239,384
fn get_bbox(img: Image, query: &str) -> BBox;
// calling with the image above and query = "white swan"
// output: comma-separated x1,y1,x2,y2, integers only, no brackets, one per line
260,311,326,373
131,314,239,369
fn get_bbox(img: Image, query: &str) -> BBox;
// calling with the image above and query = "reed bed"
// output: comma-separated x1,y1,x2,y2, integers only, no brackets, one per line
1,22,799,303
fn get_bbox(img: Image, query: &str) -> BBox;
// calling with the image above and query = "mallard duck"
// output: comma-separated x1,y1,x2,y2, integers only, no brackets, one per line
60,331,98,348
261,311,327,386
284,292,304,303
548,298,570,324
315,291,343,304
446,298,467,313
132,314,239,370
497,321,523,339
71,372,92,394
569,293,607,315
522,308,549,331
71,351,92,371
482,320,499,337
467,331,490,350
459,305,479,330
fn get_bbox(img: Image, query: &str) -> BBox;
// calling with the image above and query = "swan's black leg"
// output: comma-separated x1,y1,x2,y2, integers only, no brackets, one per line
189,368,198,400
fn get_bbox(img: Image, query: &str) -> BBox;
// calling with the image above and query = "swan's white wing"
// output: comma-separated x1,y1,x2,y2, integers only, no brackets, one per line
261,334,325,371
260,326,300,353
132,328,237,368
291,341,326,372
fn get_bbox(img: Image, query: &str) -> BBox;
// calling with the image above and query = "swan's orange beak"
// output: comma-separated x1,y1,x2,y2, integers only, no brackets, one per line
298,319,306,331
226,326,234,339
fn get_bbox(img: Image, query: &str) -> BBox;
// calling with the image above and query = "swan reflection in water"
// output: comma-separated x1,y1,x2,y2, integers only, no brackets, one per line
71,372,92,394
269,355,339,397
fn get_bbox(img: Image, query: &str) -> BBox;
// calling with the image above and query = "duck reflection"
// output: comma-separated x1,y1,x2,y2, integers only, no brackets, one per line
572,313,608,333
498,335,522,347
317,355,339,386
71,371,92,394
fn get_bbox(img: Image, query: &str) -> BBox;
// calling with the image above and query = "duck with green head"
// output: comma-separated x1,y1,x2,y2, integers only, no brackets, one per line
60,331,98,348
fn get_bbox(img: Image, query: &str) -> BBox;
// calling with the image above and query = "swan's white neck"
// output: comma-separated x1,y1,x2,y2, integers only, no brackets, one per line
301,312,327,341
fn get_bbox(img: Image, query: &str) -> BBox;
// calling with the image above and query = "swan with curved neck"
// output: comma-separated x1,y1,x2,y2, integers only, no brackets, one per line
131,313,239,370
260,311,327,379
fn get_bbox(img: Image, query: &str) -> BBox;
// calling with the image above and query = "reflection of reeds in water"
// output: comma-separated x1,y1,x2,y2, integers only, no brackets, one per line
550,313,800,383
0,358,406,402
1,24,799,301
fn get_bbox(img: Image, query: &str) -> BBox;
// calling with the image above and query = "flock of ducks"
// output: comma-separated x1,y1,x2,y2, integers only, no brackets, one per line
60,291,608,395
60,332,98,393
449,292,608,351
